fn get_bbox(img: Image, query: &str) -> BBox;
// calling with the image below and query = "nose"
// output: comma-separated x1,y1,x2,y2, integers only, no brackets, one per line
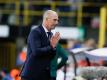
56,20,58,24
56,21,58,25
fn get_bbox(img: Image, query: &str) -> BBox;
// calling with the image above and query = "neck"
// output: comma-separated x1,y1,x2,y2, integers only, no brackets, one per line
42,23,51,32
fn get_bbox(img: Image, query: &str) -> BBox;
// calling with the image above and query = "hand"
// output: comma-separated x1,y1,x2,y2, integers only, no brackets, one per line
50,32,60,48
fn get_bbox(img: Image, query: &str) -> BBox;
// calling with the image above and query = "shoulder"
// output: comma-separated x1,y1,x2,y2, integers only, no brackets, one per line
28,26,42,40
30,25,42,35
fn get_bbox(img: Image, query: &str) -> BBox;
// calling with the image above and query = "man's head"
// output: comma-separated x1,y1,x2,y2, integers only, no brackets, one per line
42,10,59,31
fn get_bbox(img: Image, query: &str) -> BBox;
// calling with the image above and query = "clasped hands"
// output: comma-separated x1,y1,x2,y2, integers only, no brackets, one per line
50,32,60,48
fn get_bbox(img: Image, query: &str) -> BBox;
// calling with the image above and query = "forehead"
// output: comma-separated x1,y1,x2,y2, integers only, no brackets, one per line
49,13,58,19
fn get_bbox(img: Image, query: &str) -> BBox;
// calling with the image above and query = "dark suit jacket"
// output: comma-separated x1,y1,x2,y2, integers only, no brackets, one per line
20,25,56,80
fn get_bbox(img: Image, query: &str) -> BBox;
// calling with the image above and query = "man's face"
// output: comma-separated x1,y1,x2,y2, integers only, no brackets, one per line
46,14,59,30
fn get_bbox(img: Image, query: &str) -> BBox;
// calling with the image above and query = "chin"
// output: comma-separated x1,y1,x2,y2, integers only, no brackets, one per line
51,26,55,30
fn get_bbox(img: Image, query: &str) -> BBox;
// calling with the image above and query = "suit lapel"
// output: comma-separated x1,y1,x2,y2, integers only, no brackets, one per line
39,25,50,44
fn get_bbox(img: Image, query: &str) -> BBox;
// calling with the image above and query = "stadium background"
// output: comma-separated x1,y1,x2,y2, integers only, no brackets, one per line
0,0,107,78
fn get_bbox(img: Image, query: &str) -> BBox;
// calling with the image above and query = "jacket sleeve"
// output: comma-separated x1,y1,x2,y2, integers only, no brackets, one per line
28,29,56,56
57,44,68,69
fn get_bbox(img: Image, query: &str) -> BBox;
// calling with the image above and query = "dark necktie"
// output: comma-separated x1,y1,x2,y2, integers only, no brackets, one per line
47,32,52,40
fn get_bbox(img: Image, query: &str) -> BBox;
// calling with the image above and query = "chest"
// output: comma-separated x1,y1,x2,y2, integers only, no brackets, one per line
40,33,50,47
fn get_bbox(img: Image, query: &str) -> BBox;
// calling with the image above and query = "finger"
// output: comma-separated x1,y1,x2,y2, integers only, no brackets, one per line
55,36,60,41
55,32,60,36
57,36,60,41
55,32,60,38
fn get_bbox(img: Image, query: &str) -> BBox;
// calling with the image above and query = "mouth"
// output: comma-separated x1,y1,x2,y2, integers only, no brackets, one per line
54,24,57,27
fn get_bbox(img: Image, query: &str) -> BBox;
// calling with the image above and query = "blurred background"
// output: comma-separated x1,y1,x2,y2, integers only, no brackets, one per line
0,0,107,80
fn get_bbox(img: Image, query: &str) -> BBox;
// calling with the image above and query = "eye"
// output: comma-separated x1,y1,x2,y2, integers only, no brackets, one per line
53,19,59,22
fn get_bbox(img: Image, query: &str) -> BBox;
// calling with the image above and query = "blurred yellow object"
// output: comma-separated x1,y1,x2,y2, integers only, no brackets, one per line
98,7,106,48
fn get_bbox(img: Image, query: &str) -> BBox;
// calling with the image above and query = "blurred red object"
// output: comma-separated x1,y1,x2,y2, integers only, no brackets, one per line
19,51,27,62
10,68,20,80
78,60,88,67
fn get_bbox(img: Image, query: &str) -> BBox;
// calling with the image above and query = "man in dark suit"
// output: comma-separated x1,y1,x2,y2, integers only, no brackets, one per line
20,10,60,80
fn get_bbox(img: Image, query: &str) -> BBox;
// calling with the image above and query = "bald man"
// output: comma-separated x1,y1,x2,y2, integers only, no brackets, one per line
20,10,60,80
